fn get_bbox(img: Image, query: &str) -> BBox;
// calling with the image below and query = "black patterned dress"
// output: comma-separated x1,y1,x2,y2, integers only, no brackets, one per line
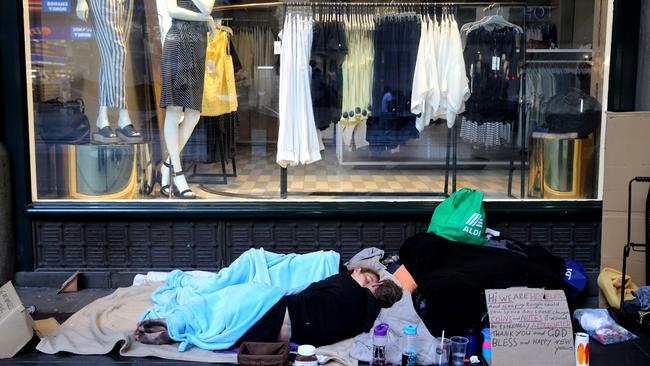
160,0,209,112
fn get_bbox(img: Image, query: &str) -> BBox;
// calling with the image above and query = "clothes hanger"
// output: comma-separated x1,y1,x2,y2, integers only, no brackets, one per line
467,5,523,34
215,18,233,36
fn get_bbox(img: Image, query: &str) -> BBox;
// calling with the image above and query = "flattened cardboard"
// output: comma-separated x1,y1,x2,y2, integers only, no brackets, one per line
57,272,79,294
485,288,574,366
0,282,35,359
34,318,60,339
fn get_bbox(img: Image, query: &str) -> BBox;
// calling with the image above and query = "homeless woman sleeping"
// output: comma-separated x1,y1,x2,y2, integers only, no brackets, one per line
133,248,402,351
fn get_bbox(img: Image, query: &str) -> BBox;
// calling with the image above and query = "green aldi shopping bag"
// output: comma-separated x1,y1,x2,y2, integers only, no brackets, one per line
428,188,488,245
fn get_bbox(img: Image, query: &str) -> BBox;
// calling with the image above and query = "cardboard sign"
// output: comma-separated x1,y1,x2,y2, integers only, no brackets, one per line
485,288,574,366
0,282,35,359
34,318,60,339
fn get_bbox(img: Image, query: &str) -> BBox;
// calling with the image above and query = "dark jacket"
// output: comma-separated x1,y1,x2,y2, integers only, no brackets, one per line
287,273,381,347
400,233,567,335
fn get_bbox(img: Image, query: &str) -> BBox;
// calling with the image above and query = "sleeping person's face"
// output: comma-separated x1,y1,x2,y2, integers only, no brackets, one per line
351,268,381,294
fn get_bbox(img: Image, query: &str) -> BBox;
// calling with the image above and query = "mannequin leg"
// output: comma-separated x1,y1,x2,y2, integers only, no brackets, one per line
96,106,110,129
116,108,143,143
92,106,120,143
178,108,202,151
162,107,200,198
162,108,202,178
162,106,183,196
117,109,133,128
171,108,201,197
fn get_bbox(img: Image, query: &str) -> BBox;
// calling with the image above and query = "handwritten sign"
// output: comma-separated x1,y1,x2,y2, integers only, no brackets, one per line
485,288,574,366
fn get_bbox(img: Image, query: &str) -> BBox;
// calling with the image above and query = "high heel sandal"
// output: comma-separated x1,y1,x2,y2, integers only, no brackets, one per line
143,160,156,196
159,161,197,199
159,160,173,198
173,172,197,199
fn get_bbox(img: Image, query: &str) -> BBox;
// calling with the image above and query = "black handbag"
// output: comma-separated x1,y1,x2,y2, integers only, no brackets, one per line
35,97,90,144
544,89,602,137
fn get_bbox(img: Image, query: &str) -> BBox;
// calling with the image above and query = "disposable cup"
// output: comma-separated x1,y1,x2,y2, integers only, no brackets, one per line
450,336,469,366
433,337,451,366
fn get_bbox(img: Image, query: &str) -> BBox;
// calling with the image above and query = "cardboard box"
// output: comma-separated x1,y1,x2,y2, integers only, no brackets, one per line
602,112,650,288
0,281,35,359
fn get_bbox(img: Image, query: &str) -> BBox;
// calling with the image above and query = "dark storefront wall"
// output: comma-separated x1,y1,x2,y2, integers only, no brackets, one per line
17,201,602,300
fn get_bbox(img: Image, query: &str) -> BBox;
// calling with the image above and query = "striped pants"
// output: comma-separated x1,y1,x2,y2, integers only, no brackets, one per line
89,0,133,109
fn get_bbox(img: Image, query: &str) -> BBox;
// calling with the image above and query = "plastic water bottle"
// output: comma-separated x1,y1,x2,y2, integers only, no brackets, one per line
481,328,492,366
465,327,479,357
401,324,417,366
372,323,389,366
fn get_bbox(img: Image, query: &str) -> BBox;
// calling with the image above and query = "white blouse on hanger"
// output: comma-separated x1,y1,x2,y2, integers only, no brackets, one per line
444,17,470,127
411,17,442,132
411,13,469,130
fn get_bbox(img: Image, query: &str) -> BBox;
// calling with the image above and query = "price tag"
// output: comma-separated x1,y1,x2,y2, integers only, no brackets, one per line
492,56,500,71
207,60,216,74
274,41,282,55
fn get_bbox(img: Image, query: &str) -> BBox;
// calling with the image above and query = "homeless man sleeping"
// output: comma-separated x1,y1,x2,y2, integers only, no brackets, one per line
134,248,402,351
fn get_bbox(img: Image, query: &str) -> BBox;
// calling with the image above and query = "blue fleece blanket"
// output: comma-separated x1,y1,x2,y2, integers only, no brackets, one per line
141,248,340,351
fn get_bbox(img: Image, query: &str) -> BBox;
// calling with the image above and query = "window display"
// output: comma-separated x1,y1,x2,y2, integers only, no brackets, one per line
25,0,604,202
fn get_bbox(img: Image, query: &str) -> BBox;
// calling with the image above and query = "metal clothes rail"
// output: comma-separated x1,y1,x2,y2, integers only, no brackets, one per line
526,60,594,64
216,1,527,11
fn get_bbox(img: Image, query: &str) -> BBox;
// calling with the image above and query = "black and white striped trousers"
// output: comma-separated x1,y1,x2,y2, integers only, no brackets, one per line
89,0,133,109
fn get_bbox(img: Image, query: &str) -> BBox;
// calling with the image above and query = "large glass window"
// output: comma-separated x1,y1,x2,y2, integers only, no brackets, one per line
26,0,606,201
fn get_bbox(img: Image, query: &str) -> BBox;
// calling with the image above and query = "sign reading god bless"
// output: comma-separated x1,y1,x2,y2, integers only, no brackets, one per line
485,288,574,366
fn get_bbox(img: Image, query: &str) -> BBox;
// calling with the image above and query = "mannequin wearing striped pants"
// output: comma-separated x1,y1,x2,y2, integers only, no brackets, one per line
76,0,142,143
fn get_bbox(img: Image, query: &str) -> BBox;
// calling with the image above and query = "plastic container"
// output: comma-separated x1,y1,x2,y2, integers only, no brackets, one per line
433,337,450,366
401,324,417,366
295,344,318,366
372,323,389,366
450,336,469,366
481,328,492,366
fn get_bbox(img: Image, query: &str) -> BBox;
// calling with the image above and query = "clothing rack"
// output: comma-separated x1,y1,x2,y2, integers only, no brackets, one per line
275,1,530,199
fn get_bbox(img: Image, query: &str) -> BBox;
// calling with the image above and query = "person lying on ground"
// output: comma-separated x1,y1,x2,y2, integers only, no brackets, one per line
135,267,402,347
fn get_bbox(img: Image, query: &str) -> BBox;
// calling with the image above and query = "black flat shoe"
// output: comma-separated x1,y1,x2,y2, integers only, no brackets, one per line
93,126,120,144
116,124,143,143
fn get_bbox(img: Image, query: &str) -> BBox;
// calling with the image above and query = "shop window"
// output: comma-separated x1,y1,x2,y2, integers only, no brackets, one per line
25,0,605,202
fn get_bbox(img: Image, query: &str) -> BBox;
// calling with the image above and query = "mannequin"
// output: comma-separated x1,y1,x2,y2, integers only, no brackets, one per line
158,0,216,198
76,0,143,143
